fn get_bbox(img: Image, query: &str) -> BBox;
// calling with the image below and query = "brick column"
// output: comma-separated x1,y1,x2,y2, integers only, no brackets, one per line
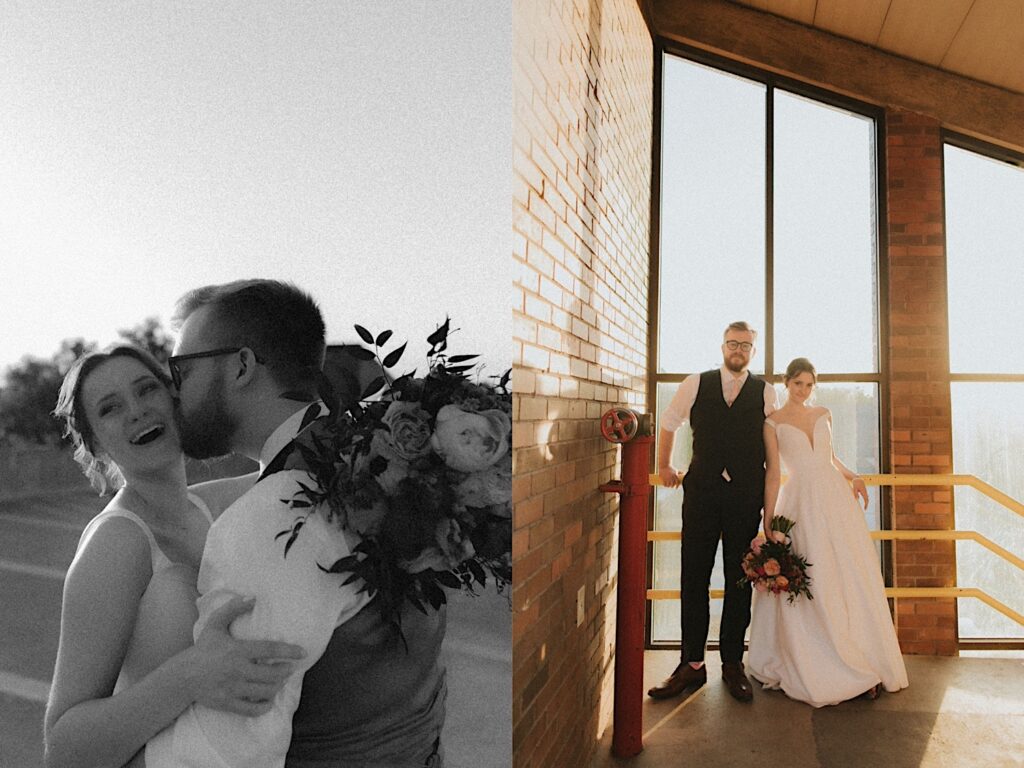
886,109,958,656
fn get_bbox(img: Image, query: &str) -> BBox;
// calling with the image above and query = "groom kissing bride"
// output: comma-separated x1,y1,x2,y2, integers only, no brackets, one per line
46,280,446,767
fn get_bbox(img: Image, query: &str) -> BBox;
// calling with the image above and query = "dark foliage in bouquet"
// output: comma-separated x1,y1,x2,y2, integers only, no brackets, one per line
273,318,512,635
739,516,813,604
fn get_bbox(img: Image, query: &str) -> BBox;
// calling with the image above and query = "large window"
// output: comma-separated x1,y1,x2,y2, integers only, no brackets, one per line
651,51,885,646
944,139,1024,641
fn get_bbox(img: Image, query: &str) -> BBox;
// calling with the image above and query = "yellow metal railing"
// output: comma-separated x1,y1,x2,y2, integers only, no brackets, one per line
646,472,1024,628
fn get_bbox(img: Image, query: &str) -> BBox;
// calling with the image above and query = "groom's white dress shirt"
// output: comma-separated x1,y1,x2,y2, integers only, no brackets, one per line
146,403,369,768
661,366,776,433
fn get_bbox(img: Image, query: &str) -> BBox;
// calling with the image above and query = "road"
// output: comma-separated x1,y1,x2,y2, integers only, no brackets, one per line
0,490,511,767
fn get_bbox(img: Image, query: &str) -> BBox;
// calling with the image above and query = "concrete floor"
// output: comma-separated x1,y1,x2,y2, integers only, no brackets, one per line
593,651,1024,768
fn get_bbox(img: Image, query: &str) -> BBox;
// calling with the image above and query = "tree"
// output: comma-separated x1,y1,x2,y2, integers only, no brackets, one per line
0,338,97,446
117,317,174,365
0,319,176,447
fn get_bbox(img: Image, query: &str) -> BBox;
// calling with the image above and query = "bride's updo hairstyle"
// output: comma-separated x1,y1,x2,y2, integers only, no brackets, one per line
54,344,172,495
784,357,817,384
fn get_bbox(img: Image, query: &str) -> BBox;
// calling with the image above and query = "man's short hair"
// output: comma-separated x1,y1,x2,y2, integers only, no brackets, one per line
723,321,758,342
172,279,326,391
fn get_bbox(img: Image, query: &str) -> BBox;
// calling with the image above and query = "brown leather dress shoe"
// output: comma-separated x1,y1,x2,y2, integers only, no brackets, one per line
721,661,754,702
647,663,707,699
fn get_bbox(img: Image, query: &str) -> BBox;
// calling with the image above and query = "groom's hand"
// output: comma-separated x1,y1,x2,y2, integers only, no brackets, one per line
658,465,682,488
190,595,307,716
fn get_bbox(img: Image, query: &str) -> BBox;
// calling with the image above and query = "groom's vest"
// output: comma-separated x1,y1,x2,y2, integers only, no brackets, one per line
687,369,767,490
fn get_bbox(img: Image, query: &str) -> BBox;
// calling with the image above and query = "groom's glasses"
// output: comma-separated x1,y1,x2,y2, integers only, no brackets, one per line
168,347,250,389
724,341,753,352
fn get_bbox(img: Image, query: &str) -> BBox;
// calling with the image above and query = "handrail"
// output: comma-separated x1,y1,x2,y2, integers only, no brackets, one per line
648,471,1024,519
644,586,1024,628
647,529,1024,573
644,472,1024,628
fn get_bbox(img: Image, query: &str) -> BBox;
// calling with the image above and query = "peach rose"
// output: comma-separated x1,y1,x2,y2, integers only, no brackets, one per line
431,405,511,472
763,558,781,576
378,401,434,460
775,575,789,590
455,462,512,509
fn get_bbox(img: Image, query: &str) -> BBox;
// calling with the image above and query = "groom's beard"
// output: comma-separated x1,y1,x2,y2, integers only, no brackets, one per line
177,374,237,460
724,354,748,373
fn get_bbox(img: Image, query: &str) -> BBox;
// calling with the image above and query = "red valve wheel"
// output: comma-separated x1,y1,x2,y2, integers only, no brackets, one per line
601,408,640,443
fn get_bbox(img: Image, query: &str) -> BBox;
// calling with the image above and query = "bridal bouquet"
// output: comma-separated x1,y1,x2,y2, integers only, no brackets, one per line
275,319,512,632
739,516,813,603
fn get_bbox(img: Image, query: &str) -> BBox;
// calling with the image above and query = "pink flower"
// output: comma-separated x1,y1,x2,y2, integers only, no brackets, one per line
775,575,789,590
455,462,512,509
379,402,434,460
754,580,768,593
763,558,781,577
771,530,788,544
431,405,511,472
750,536,764,554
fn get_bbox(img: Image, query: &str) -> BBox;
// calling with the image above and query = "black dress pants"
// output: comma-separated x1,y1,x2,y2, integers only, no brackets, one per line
680,473,763,664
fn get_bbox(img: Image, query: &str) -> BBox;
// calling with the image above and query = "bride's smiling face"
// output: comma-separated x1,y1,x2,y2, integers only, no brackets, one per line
785,372,815,405
81,357,181,473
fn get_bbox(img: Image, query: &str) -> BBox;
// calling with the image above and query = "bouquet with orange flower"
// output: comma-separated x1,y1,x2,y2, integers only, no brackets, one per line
739,515,813,603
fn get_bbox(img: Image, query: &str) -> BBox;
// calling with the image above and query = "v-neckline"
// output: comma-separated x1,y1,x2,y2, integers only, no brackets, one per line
723,372,746,407
778,412,826,451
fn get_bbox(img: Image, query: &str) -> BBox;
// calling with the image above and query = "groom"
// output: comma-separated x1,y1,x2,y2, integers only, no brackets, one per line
163,280,446,765
648,321,777,702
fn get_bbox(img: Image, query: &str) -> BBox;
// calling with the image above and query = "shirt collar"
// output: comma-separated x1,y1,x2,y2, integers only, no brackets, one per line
258,400,326,472
719,365,749,385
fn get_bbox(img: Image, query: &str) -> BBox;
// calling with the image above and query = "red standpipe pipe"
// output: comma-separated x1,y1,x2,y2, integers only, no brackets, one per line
600,434,653,758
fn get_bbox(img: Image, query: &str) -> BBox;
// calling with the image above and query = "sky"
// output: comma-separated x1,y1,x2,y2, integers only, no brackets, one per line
0,2,511,377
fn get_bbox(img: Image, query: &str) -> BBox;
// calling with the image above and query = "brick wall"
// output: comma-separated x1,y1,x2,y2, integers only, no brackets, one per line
885,108,958,655
512,0,653,765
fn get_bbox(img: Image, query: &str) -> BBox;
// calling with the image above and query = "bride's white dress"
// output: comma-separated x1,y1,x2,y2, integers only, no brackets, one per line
747,413,909,706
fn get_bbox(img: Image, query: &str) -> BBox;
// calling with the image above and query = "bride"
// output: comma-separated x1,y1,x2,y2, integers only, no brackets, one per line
747,357,908,706
44,344,304,767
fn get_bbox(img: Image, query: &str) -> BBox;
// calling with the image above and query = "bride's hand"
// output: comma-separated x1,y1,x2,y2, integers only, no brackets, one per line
187,595,307,716
851,477,869,509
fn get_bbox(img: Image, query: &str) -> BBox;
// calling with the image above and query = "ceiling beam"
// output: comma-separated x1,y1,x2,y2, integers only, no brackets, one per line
652,0,1024,153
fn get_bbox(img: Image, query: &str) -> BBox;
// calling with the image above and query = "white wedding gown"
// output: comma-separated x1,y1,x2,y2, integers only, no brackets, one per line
747,413,909,706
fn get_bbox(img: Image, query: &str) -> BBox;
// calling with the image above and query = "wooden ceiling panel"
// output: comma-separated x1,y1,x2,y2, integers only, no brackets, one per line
764,0,817,25
813,0,890,45
876,0,972,66
941,0,1024,94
